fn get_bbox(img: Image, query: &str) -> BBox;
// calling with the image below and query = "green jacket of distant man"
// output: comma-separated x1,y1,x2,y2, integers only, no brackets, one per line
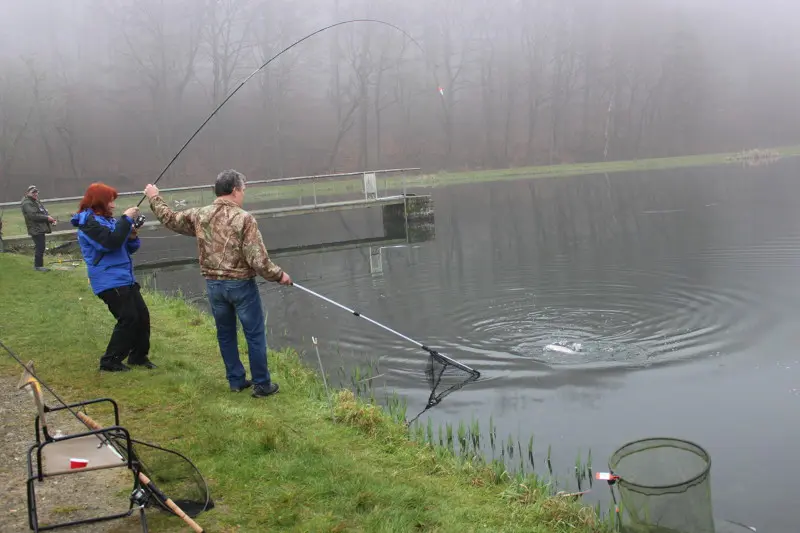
20,195,53,236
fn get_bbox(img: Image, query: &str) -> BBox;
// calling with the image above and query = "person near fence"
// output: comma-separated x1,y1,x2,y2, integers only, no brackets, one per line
70,182,156,372
143,170,291,398
20,185,57,271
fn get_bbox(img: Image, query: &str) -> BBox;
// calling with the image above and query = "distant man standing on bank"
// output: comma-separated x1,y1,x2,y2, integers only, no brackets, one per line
144,170,291,398
21,185,57,271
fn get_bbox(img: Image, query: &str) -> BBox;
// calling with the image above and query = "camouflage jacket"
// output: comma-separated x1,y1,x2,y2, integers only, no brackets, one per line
148,195,284,282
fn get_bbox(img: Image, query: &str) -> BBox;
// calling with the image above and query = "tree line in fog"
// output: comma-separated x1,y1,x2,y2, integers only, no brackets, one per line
1,0,798,199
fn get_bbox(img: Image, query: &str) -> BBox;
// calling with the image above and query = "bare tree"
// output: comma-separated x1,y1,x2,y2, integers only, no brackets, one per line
200,0,255,106
372,34,408,168
250,0,307,176
108,0,206,176
22,57,58,172
0,59,35,209
424,0,481,168
519,0,552,164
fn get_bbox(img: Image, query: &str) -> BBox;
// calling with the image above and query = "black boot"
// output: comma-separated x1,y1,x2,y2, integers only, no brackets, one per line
127,346,156,369
100,360,131,372
129,359,157,369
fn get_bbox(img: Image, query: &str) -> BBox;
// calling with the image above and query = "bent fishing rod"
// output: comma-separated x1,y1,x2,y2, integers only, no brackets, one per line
136,18,443,208
291,282,480,377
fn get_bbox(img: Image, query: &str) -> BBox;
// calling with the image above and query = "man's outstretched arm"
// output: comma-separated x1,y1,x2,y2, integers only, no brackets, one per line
241,214,290,283
145,184,197,236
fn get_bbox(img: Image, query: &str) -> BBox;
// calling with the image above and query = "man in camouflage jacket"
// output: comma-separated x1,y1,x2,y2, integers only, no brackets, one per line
144,170,291,398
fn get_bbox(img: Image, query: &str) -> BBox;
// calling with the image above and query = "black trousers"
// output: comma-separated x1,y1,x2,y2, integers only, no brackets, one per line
97,283,151,366
31,234,46,268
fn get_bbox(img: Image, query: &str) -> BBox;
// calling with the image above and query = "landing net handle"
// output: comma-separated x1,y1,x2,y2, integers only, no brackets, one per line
292,282,480,377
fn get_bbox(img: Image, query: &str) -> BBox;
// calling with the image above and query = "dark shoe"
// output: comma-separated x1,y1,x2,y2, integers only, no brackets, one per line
100,361,131,372
34,267,50,272
129,359,157,369
230,379,252,392
252,382,279,398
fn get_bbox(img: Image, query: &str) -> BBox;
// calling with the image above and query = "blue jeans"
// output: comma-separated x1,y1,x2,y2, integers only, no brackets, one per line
205,278,271,388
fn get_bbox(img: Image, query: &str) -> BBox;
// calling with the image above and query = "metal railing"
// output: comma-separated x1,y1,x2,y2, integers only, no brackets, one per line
0,167,421,208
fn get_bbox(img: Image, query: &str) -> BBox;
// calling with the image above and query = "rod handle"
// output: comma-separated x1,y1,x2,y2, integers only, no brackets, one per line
76,412,205,533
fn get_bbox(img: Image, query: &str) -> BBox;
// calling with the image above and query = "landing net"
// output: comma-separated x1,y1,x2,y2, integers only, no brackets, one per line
608,437,715,533
407,349,479,423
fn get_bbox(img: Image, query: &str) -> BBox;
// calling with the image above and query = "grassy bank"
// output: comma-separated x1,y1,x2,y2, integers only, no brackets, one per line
2,144,798,239
426,144,797,185
0,253,611,533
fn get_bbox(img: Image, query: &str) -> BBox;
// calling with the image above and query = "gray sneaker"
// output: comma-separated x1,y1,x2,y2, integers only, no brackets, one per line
34,267,50,272
252,382,279,398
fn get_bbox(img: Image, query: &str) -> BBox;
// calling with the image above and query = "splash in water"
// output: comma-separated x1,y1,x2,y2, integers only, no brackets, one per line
543,341,583,355
527,338,652,368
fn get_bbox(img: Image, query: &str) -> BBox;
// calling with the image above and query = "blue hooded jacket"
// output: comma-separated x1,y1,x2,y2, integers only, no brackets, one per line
70,209,141,295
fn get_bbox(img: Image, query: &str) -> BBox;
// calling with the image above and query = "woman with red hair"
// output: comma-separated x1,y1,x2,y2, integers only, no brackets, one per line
70,182,156,372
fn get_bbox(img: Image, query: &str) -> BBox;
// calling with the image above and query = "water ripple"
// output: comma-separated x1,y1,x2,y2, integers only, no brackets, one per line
330,261,781,375
265,236,791,381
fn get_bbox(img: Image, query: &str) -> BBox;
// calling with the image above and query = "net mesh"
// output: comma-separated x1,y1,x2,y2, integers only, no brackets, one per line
406,350,478,423
609,438,715,533
108,435,213,518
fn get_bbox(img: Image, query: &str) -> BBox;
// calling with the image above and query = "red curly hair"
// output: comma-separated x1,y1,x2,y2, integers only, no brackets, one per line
78,182,119,218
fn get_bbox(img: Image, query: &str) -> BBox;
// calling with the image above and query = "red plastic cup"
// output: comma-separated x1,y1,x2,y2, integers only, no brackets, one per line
69,458,89,469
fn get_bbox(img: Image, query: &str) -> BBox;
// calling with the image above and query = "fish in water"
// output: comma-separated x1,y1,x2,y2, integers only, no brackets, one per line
544,342,583,355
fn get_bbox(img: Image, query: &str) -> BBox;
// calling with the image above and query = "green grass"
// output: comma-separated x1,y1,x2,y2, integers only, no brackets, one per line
2,144,798,239
0,253,612,533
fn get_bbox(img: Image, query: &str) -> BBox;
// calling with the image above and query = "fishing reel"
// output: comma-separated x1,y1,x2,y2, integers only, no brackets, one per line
133,214,146,229
130,486,150,507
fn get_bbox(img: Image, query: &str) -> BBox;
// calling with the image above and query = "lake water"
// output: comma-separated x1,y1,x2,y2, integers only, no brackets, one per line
136,160,800,532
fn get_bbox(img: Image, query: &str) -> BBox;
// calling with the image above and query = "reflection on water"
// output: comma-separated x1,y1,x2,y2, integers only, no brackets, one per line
138,159,800,532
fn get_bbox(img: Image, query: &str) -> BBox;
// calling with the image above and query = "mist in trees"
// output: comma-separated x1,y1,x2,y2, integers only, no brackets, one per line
1,0,799,199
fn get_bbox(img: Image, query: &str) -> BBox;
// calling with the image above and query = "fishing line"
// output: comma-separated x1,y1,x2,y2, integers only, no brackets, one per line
136,18,443,207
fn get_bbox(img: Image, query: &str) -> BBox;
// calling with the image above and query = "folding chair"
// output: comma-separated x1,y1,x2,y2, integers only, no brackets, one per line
19,361,148,532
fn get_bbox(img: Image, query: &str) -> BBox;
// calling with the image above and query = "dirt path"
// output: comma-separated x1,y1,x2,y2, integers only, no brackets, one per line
0,376,145,533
